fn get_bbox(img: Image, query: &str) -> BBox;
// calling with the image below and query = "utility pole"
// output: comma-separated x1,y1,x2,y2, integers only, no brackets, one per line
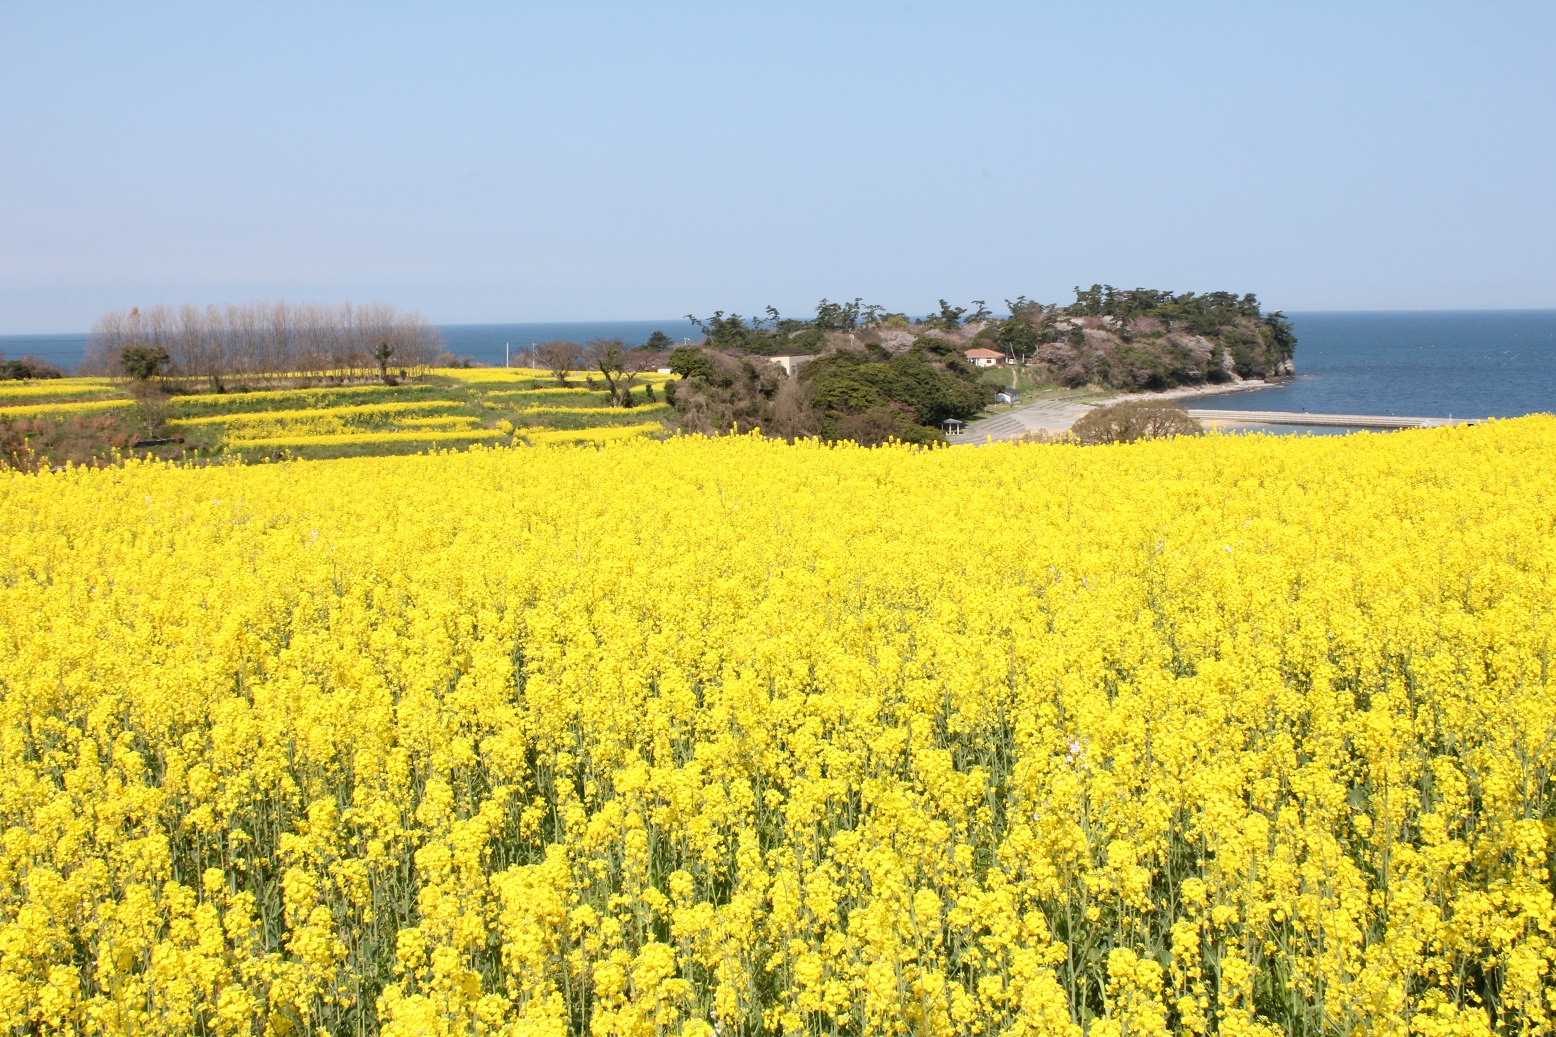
505,342,509,369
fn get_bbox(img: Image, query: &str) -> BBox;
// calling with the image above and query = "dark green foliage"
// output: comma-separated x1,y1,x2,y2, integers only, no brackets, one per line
1066,284,1264,333
686,311,756,351
995,314,1040,362
669,346,715,381
801,343,988,431
120,345,170,381
643,330,675,350
1262,311,1297,364
373,342,395,384
811,298,865,332
923,300,967,330
0,354,64,380
781,327,828,355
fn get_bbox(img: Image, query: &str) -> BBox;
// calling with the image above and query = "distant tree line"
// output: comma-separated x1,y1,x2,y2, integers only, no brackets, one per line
0,353,64,380
83,302,443,386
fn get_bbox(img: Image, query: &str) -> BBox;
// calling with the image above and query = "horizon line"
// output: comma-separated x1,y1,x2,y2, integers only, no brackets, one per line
6,305,1556,339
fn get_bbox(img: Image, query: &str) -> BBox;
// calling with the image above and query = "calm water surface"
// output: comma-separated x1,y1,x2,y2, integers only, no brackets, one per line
1195,310,1556,419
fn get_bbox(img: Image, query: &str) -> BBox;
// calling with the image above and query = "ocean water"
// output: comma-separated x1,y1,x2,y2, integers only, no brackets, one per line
438,320,701,366
1193,310,1556,419
6,312,1554,421
0,332,88,369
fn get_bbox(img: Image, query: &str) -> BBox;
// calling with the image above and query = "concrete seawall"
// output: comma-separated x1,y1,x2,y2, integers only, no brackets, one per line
1188,409,1468,430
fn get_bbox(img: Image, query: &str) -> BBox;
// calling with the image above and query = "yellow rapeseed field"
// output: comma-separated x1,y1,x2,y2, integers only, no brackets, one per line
2,421,1554,1037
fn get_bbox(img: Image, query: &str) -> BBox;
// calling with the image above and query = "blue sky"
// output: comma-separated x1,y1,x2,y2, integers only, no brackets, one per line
2,2,1553,332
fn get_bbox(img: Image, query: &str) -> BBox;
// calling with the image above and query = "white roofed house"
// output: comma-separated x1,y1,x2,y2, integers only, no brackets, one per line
964,347,1005,368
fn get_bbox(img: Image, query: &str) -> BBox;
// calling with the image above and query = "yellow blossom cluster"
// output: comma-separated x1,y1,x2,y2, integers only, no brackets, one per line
0,380,115,403
170,402,469,443
2,420,1554,1037
436,367,549,383
0,398,128,419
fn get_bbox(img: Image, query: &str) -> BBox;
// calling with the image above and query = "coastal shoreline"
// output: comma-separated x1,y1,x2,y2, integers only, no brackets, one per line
1089,375,1289,408
958,375,1294,443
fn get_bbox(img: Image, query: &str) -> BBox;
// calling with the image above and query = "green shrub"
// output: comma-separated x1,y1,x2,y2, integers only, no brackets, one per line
1070,399,1203,445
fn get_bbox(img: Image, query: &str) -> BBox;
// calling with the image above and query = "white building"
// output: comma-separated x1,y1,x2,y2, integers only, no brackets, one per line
768,355,816,377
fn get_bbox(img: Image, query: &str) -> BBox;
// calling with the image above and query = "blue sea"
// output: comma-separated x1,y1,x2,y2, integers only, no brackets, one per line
1193,310,1556,420
5,311,1554,421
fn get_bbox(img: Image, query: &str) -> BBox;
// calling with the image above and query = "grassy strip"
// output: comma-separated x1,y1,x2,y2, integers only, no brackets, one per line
394,416,483,429
235,428,508,448
523,422,663,445
170,400,466,427
170,383,450,412
481,388,610,399
433,366,548,382
511,403,670,416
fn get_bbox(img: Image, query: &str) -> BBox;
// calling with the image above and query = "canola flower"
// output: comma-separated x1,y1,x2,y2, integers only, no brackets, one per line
171,401,463,429
0,398,130,418
0,379,117,402
169,384,445,411
1,421,1555,1037
439,367,549,383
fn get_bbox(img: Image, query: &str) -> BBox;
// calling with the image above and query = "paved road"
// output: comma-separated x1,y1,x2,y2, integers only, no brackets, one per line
951,398,1095,443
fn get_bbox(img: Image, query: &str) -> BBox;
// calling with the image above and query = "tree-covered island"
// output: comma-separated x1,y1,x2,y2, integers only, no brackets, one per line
661,286,1296,443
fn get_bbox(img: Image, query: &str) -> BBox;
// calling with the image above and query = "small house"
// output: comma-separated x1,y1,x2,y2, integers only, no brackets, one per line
768,354,816,377
964,347,1005,368
994,387,1021,405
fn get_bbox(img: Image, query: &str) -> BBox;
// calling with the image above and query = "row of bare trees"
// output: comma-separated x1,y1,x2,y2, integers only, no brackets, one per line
83,302,443,385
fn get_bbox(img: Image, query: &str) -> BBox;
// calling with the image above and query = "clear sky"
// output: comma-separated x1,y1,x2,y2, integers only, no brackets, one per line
2,2,1553,333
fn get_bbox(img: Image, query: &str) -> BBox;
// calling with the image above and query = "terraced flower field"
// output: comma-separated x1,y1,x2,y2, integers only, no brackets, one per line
0,368,673,466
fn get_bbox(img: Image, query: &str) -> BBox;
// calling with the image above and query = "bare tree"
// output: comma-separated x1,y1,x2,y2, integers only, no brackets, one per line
535,340,583,386
84,301,443,384
585,339,653,407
